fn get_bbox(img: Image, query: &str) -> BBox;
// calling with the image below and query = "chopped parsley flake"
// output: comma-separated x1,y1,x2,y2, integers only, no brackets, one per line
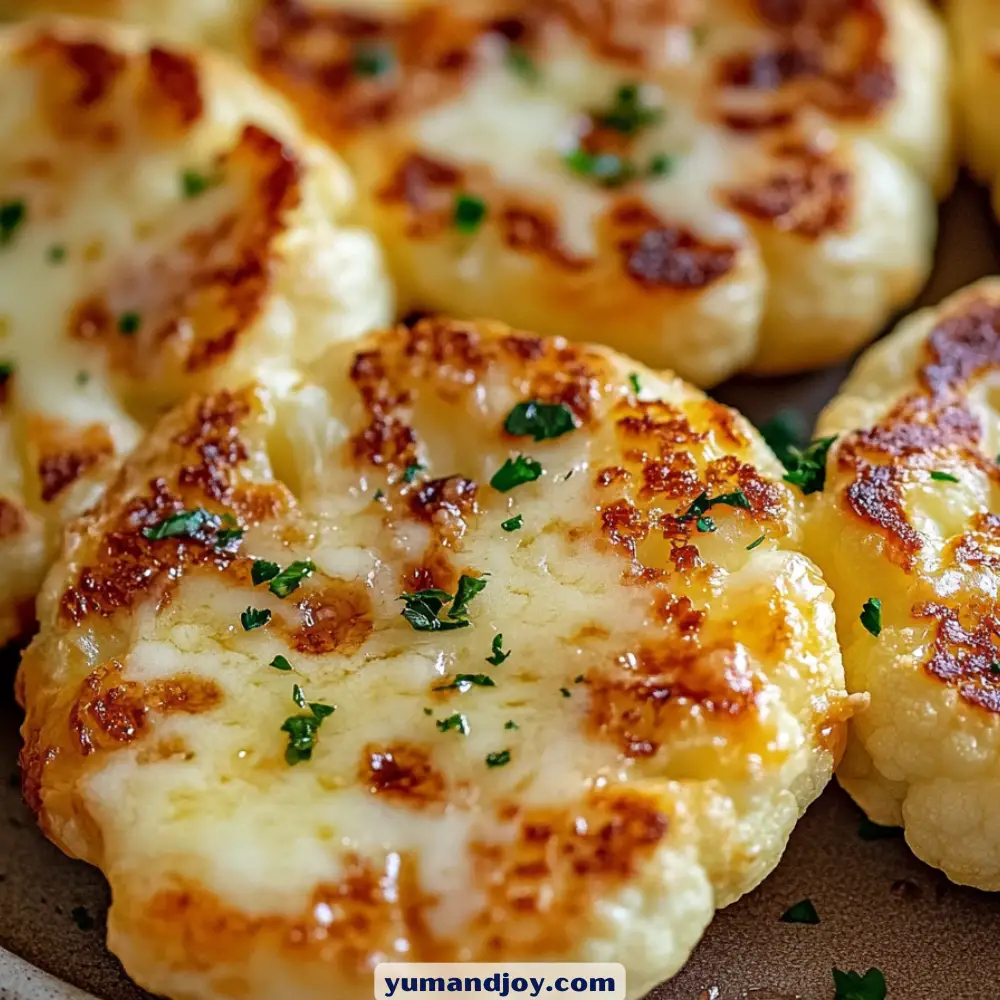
402,463,424,483
780,899,819,925
214,514,244,547
560,687,571,698
759,410,806,466
574,674,586,683
0,200,25,247
486,633,510,666
434,673,496,692
832,968,886,1000
47,244,66,264
679,489,751,527
696,515,715,533
399,575,486,631
504,719,519,730
485,749,511,768
781,436,836,494
860,597,882,637
181,170,215,199
930,470,959,482
746,534,766,551
353,42,394,77
991,661,1000,675
423,707,433,716
142,507,216,541
647,153,675,177
241,606,271,631
628,372,641,394
373,489,385,501
281,691,335,765
596,83,663,135
251,560,280,586
501,514,523,532
0,362,13,380
505,44,538,82
564,148,635,188
117,311,141,336
491,455,542,492
270,655,293,672
436,713,469,735
293,683,307,709
75,371,90,386
858,816,902,840
504,400,577,441
268,560,316,598
453,193,487,234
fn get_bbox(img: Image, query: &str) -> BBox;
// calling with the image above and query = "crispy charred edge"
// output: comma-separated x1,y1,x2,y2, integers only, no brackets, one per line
252,1,674,143
912,600,1000,714
714,0,896,131
836,297,1000,571
361,742,447,807
59,388,289,624
274,581,374,657
379,153,738,291
596,398,784,578
348,316,615,474
724,139,853,240
26,416,115,504
68,124,301,379
16,30,203,139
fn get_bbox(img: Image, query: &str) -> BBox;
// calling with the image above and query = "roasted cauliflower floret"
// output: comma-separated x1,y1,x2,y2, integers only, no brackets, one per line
2,0,952,384
0,17,392,644
810,278,1000,891
20,317,847,1000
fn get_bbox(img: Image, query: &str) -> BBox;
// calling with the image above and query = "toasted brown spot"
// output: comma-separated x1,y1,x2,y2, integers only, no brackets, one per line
401,549,459,594
499,205,588,271
21,33,126,109
68,125,300,380
726,142,852,239
18,726,54,817
0,498,28,540
146,47,203,127
913,600,1000,713
952,513,1000,569
362,743,446,806
285,581,374,656
72,662,222,756
27,417,115,503
410,476,478,545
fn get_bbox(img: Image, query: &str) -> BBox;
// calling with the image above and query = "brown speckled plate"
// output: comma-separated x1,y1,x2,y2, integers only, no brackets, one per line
1,178,999,1000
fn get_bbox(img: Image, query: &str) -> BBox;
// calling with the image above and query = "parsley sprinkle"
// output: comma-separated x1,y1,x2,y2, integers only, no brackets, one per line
281,695,335,765
0,362,13,381
353,42,394,77
647,153,675,177
434,673,496,692
560,687,571,698
0,200,25,247
832,968,886,1000
759,410,806,466
117,311,141,336
373,489,385,501
780,899,819,925
486,749,511,768
453,193,487,234
399,575,486,631
491,455,542,492
860,598,882,637
858,816,903,840
563,148,635,188
504,401,577,441
402,463,424,483
252,560,280,586
746,534,766,550
930,470,959,482
437,713,469,735
781,436,836,494
423,707,433,716
486,634,510,666
75,371,90,386
214,513,244,547
504,719,519,730
241,607,271,631
596,83,663,135
293,683,307,709
181,170,214,199
47,244,66,264
505,44,538,82
501,514,523,532
991,662,1000,675
679,489,751,526
268,560,316,599
574,674,586,683
450,574,488,619
628,372,641,394
696,515,715,533
142,507,216,541
270,655,293,672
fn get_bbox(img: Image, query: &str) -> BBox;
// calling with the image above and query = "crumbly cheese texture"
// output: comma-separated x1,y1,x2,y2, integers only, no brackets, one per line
20,317,847,1000
4,0,952,385
809,278,1000,891
0,17,392,644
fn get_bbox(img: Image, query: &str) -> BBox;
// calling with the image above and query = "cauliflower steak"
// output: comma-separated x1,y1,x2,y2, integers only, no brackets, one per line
0,17,392,644
20,317,847,1000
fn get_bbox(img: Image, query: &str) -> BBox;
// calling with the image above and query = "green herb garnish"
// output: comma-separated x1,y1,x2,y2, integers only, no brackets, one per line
930,470,958,482
0,362,13,381
142,507,215,541
678,489,751,526
353,42,394,77
563,148,635,188
560,687,571,698
75,370,90,386
450,574,487,619
47,244,66,264
485,749,511,768
696,515,715,533
628,372,641,394
434,673,496,692
746,534,765,551
241,606,271,631
486,634,510,666
832,968,886,1000
860,598,882,637
267,560,315,599
181,170,215,199
403,463,424,483
215,513,244,547
782,436,836,494
270,655,293,671
501,514,523,532
0,200,25,247
252,560,280,586
504,719,519,730
504,401,577,442
436,712,469,735
780,899,819,925
117,311,141,336
647,153,675,177
399,575,486,631
281,693,335,765
453,193,487,234
490,455,542,492
505,44,538,82
596,83,663,135
759,410,806,466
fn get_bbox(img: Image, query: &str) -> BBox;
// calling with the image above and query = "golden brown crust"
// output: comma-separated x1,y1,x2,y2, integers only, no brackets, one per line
361,743,447,807
27,416,116,503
